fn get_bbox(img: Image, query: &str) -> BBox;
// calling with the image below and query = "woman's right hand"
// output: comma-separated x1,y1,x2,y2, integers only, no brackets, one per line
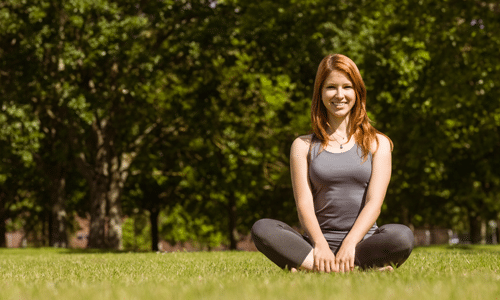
313,242,338,273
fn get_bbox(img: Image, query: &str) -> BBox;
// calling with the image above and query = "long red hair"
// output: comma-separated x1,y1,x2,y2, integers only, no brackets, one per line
311,54,393,160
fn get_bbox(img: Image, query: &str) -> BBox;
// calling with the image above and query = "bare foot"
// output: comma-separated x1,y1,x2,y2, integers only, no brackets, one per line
377,266,394,272
290,268,298,273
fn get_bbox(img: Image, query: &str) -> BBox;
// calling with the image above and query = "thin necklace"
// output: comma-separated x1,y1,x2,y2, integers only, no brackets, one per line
330,133,347,149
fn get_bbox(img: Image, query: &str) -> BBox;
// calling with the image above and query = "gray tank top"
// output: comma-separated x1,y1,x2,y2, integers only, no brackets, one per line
308,136,377,245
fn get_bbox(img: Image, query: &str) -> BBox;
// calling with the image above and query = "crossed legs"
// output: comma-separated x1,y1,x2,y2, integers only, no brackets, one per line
251,219,414,271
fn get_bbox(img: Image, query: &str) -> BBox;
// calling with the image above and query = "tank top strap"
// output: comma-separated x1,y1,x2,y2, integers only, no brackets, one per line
307,134,321,165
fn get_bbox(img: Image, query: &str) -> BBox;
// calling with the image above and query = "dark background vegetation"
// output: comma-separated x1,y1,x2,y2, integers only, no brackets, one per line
1,0,499,250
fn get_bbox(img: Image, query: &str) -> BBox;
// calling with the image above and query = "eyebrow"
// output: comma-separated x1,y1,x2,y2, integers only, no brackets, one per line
324,81,352,86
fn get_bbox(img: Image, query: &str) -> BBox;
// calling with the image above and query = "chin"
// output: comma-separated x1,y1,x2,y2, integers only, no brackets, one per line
332,111,350,118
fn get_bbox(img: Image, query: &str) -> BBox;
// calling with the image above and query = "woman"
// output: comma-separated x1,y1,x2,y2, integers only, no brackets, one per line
251,54,414,273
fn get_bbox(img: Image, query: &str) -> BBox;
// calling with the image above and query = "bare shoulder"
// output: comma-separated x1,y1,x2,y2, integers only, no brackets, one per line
291,134,314,157
371,133,392,156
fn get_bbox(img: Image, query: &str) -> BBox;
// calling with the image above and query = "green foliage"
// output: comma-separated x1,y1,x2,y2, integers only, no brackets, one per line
368,0,500,230
122,214,151,252
0,103,41,166
1,0,499,248
159,204,225,249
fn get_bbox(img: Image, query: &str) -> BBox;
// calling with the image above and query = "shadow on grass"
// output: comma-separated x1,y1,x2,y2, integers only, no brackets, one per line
59,247,169,254
0,247,144,254
414,244,500,253
446,244,500,253
446,244,474,251
0,247,128,255
57,248,131,254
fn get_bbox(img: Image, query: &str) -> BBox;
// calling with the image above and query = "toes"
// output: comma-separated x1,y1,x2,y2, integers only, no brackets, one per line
377,266,394,272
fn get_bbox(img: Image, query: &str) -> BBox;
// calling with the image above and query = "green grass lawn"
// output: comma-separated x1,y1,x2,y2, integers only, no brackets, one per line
1,245,499,300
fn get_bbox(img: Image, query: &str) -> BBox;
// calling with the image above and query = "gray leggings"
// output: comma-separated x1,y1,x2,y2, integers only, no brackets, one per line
251,219,414,270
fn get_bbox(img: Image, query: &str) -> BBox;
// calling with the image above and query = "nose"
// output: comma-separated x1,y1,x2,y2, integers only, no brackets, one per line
336,88,345,99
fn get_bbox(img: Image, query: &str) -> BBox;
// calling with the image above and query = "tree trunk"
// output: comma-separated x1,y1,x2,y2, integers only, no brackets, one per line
107,154,131,250
33,134,69,248
87,176,108,249
401,204,410,227
42,210,48,247
228,193,237,250
50,177,68,248
107,177,123,250
480,220,487,245
72,116,151,250
0,219,5,248
496,218,500,245
0,192,6,248
77,146,132,250
80,118,109,249
469,214,485,244
47,208,52,246
150,208,159,252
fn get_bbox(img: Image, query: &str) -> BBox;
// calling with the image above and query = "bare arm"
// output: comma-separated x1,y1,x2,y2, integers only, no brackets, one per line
335,134,392,272
290,135,337,272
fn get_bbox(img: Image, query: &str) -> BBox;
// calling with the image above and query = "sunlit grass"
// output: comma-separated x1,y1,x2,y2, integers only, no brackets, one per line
1,245,499,300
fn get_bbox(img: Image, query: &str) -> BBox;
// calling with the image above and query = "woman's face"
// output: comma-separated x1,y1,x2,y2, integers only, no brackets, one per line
321,70,356,119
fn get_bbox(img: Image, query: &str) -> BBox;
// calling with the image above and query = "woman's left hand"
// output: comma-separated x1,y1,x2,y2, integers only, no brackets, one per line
335,243,356,273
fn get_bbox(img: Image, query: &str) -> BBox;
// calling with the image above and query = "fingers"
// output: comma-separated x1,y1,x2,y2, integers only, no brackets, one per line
350,256,355,271
313,257,321,272
332,260,339,273
324,261,331,273
335,248,356,273
339,261,349,273
314,257,336,273
313,247,339,273
336,258,355,273
319,261,354,273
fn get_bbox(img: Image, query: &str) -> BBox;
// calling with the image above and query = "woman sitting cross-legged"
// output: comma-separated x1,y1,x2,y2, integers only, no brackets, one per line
251,54,414,273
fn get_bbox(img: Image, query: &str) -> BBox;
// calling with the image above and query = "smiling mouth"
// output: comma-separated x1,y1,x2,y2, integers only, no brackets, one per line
332,102,346,107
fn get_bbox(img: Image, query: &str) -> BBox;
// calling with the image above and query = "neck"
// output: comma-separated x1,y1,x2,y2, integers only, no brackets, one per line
327,114,350,137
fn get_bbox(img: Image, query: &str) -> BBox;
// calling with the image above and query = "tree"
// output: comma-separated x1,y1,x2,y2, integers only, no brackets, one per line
1,0,498,249
1,0,182,249
0,102,42,246
361,0,500,241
